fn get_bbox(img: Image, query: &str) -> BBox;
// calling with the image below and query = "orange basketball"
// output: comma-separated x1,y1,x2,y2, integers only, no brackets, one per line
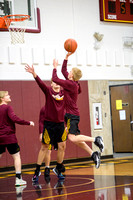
64,39,77,53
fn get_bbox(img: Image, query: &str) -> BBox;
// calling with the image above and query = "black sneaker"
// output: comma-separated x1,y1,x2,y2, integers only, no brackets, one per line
32,172,41,182
53,167,65,179
94,136,104,152
91,151,101,169
44,167,50,177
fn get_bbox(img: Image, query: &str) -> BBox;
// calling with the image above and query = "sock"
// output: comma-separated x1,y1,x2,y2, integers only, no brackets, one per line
16,172,21,179
35,164,41,175
56,162,65,172
56,163,62,170
91,152,94,157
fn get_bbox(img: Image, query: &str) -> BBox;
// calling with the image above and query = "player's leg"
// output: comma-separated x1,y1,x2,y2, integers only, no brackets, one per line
66,113,104,152
53,123,67,179
33,121,52,182
44,147,51,178
53,141,66,179
57,141,66,164
68,133,94,143
32,143,49,181
12,152,27,186
7,143,26,186
75,141,101,169
66,114,101,168
68,134,104,152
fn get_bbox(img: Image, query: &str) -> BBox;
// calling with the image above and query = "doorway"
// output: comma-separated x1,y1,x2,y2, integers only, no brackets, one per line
110,84,133,152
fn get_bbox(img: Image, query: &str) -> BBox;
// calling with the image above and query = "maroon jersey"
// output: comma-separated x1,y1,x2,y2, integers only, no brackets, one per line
35,76,65,123
0,104,30,145
39,106,45,134
52,59,81,116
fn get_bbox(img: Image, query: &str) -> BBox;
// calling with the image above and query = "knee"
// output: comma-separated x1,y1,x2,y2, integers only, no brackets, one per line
58,142,66,151
68,134,76,143
41,144,49,151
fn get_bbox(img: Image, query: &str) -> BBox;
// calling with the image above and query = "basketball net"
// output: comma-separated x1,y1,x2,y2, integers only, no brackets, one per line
4,15,30,44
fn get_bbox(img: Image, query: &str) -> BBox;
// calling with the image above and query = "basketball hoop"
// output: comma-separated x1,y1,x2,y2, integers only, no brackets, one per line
4,14,30,44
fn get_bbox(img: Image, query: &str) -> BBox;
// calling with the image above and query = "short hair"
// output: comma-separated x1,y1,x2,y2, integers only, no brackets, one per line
72,67,82,81
0,91,8,104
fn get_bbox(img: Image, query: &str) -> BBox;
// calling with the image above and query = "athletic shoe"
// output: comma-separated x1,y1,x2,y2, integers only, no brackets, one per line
44,167,50,177
53,167,65,179
94,136,104,152
32,172,41,182
91,151,101,169
15,177,27,186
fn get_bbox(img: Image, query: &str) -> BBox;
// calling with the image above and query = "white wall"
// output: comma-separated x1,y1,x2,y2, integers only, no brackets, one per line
0,0,133,80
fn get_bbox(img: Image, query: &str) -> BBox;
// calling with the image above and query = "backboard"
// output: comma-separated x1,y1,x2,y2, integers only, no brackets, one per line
0,0,41,33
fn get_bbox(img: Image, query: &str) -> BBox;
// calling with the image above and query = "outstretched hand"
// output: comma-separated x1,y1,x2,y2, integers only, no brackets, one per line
65,52,73,60
30,121,35,126
53,59,58,69
25,64,37,78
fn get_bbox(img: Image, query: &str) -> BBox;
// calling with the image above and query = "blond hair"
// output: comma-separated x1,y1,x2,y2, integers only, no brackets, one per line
0,91,8,104
72,67,82,81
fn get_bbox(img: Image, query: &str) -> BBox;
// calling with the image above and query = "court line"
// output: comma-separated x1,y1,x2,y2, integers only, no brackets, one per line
36,182,133,200
0,177,94,194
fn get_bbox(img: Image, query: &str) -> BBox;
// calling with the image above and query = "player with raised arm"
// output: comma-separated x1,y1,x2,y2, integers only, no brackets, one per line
25,64,67,180
52,53,104,169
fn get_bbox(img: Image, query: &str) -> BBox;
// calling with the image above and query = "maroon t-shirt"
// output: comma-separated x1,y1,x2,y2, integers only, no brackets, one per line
0,104,30,145
52,59,81,116
35,76,65,123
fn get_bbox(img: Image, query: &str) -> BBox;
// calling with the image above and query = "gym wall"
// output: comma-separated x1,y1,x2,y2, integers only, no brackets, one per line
0,80,91,168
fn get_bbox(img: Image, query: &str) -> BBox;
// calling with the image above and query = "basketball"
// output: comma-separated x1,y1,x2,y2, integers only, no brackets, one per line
64,39,77,53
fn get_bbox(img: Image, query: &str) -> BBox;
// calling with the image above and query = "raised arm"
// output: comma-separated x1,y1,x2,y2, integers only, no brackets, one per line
25,64,37,78
61,52,73,79
52,60,76,91
25,64,48,94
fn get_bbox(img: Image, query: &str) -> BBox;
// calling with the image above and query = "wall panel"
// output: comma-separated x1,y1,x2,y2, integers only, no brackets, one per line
0,80,91,168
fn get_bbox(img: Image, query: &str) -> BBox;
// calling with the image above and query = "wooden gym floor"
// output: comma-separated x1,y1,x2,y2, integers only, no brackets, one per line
0,156,133,200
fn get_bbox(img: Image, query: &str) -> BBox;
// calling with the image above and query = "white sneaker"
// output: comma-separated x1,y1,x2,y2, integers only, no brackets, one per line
15,177,27,186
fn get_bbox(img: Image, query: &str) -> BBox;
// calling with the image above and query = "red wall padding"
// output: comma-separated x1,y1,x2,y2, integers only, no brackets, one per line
0,80,91,167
